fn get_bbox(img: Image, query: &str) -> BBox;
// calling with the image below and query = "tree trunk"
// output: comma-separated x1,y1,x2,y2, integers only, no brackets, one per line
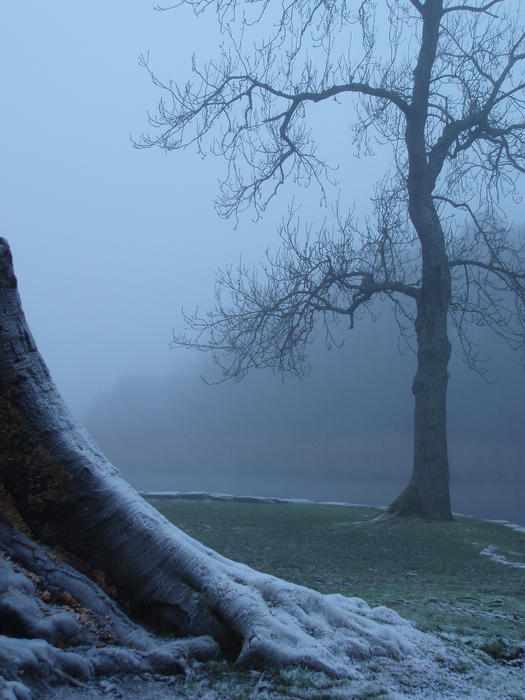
410,284,452,519
0,238,442,695
388,197,453,520
388,291,452,520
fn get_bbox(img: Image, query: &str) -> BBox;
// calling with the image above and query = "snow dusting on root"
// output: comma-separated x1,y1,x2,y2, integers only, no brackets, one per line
0,503,449,699
140,504,449,679
0,516,219,699
1,505,522,700
212,574,445,678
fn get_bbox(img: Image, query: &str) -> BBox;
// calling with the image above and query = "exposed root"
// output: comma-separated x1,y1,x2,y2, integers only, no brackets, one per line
0,516,218,698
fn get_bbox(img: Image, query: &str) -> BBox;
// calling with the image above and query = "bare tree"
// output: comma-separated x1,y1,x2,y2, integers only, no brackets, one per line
138,0,525,519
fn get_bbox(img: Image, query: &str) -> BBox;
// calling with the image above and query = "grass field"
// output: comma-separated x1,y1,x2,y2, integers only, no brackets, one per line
145,498,525,698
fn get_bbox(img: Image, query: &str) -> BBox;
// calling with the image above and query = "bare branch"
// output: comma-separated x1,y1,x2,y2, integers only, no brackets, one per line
172,207,419,380
140,0,525,381
443,0,504,16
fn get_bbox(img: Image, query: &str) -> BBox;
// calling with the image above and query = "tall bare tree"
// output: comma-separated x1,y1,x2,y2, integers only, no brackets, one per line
139,0,525,519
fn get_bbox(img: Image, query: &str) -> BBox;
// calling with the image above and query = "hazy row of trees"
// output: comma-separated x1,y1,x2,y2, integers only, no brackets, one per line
85,318,525,491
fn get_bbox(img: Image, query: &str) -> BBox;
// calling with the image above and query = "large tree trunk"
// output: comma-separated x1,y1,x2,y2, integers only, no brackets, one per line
410,284,452,519
0,238,444,696
388,287,452,520
388,190,453,520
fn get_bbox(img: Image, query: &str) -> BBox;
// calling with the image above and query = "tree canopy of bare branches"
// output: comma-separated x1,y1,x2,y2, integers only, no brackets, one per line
138,0,525,519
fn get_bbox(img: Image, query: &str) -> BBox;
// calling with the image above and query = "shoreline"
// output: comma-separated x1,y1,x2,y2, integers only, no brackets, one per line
141,490,525,533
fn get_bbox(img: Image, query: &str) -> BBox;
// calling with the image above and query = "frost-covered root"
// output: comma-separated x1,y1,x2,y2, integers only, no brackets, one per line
127,503,449,677
0,515,154,650
0,677,31,700
0,496,448,686
0,635,217,699
189,557,447,677
0,518,218,699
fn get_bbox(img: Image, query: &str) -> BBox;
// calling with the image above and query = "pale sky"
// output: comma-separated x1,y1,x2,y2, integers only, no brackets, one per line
2,2,266,413
2,1,522,413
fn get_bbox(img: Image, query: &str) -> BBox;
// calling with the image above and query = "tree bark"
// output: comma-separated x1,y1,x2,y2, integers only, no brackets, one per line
0,239,228,645
388,188,453,519
0,238,443,695
388,283,452,520
410,274,452,520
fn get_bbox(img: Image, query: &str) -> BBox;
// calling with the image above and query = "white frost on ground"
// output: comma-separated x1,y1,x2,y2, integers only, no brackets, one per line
485,519,525,536
43,650,525,699
480,545,525,569
454,513,525,534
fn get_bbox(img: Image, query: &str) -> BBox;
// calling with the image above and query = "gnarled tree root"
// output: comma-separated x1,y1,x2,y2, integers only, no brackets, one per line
0,237,450,696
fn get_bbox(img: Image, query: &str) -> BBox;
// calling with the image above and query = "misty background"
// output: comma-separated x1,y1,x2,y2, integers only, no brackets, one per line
2,3,524,524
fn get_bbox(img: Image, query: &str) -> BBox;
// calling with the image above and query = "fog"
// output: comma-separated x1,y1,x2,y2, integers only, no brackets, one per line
2,3,524,524
84,317,525,524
